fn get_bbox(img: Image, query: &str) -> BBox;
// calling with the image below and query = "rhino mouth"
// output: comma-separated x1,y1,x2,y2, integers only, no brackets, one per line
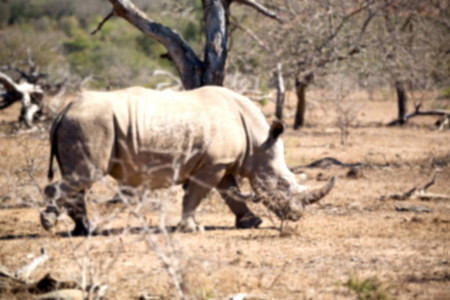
255,176,335,221
276,208,303,222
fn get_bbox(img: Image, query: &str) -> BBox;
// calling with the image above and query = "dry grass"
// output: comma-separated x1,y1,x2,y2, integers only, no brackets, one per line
0,90,449,299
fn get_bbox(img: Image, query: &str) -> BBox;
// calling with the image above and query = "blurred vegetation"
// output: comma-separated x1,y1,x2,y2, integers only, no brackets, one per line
0,0,448,95
0,0,207,89
344,274,395,300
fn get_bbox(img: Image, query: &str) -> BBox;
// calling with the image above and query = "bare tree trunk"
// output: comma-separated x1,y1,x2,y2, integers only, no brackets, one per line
202,0,230,86
106,0,278,90
395,80,407,124
107,0,204,90
275,63,285,120
294,73,313,129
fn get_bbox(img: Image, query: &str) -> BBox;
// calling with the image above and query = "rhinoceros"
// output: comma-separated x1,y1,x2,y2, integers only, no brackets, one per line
40,86,334,235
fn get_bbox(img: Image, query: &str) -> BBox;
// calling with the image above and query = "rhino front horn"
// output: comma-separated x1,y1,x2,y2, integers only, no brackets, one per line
301,176,336,206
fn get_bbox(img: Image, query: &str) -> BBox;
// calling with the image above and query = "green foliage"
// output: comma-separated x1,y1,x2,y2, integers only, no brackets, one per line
7,0,75,24
344,274,395,300
438,87,450,100
183,21,200,42
59,16,80,38
0,2,9,29
0,0,184,90
0,26,66,73
63,36,92,53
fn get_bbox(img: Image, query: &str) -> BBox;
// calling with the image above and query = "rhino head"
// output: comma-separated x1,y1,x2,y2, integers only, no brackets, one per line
248,120,335,221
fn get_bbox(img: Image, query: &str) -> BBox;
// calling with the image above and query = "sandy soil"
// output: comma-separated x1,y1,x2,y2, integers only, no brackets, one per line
0,90,449,300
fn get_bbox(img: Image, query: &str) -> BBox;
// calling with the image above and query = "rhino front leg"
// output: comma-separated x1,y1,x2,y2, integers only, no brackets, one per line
178,166,226,233
217,175,262,229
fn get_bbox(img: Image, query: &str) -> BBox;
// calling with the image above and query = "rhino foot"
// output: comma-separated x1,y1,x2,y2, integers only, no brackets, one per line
40,206,60,232
236,213,262,229
176,218,204,233
70,219,92,237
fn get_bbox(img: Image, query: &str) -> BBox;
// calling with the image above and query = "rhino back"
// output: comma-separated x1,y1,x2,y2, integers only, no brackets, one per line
100,87,248,187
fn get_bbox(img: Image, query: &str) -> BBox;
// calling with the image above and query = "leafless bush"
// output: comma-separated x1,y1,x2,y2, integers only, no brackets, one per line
328,73,363,145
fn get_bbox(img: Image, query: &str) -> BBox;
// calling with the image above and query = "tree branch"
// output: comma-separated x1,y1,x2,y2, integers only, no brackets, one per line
230,19,272,53
107,0,203,89
387,102,450,126
316,2,370,53
0,71,20,92
91,10,115,35
235,0,281,22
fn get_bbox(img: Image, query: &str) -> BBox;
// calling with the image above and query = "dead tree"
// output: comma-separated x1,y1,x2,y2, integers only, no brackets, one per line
382,6,411,125
387,102,450,127
293,73,314,129
0,48,53,127
0,49,70,127
0,71,44,127
95,0,280,90
287,0,380,129
275,63,285,120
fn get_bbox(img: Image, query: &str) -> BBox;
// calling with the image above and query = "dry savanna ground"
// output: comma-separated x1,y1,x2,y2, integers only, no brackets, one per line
0,89,449,300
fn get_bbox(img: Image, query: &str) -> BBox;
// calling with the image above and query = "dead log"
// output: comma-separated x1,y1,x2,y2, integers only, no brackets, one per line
0,49,69,127
0,248,83,299
15,248,48,282
0,71,44,127
290,157,362,172
387,102,450,127
395,205,432,213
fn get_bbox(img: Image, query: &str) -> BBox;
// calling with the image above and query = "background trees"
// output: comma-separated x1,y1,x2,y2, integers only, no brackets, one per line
0,0,448,127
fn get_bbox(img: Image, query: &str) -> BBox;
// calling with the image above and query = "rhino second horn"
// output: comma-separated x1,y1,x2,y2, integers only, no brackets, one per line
301,176,336,206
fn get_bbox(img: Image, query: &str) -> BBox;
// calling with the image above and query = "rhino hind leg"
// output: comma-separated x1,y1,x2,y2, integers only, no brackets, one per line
40,204,60,232
42,181,93,236
217,175,262,229
65,191,91,236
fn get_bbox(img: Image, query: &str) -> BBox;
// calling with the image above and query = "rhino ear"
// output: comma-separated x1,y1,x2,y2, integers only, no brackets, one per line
269,120,286,141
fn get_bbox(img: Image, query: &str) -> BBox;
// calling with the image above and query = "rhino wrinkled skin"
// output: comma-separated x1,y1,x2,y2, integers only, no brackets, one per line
41,86,335,235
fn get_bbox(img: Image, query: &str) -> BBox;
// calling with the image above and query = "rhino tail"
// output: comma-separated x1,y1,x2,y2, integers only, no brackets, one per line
301,176,336,206
48,141,55,181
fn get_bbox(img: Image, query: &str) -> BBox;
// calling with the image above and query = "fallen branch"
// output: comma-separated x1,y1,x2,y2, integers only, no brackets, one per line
378,174,450,201
395,205,432,213
387,102,450,126
15,248,48,281
381,187,417,201
290,157,362,172
418,174,436,193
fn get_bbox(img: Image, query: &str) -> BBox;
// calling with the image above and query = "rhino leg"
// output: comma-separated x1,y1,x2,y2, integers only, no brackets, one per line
42,181,92,236
65,191,91,236
178,185,208,233
217,175,262,229
178,166,226,233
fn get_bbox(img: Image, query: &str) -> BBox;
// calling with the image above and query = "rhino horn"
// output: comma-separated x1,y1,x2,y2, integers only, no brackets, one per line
300,176,335,206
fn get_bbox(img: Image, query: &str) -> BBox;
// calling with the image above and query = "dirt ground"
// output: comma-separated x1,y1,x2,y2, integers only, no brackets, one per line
0,89,449,300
